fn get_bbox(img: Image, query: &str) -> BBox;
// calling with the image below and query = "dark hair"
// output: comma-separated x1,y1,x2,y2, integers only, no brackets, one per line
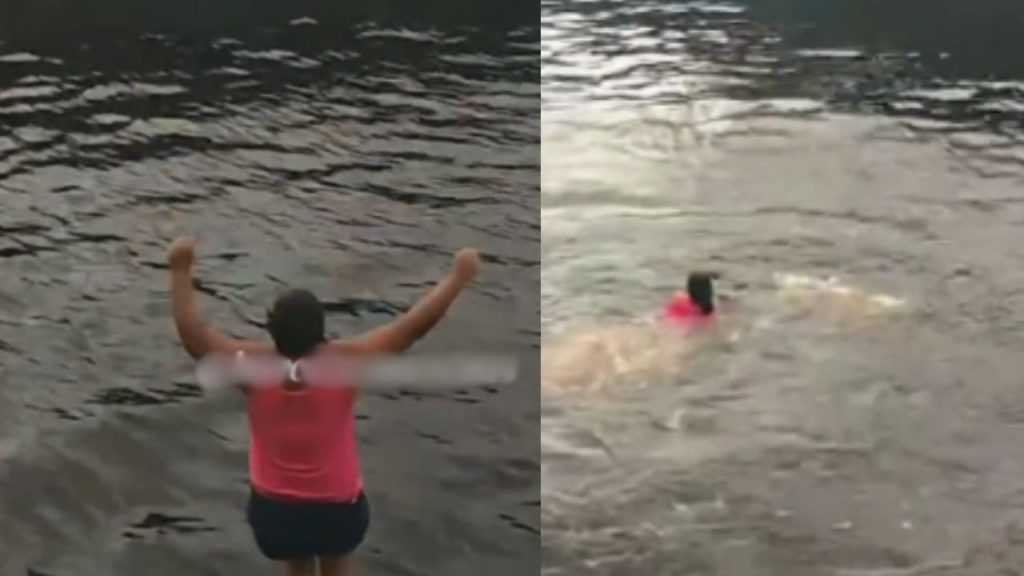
687,273,715,315
266,289,325,359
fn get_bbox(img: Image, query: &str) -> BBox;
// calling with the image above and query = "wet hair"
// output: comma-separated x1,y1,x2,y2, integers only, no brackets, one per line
687,273,715,315
266,288,326,359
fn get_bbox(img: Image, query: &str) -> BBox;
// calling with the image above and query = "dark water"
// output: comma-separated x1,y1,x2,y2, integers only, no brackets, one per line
543,1,1024,575
0,1,538,574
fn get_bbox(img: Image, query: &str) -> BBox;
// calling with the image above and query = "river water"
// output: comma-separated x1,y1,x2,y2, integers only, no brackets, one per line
0,1,538,574
542,1,1024,575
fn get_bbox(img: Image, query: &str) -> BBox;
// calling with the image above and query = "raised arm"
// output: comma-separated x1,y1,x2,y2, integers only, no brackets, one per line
169,237,264,359
333,248,482,355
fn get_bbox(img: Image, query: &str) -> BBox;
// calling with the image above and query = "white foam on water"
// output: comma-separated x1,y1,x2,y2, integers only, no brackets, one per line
773,272,907,310
795,48,864,60
902,87,978,102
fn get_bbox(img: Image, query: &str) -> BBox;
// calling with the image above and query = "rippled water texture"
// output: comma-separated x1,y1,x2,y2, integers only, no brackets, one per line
542,1,1024,575
0,2,538,574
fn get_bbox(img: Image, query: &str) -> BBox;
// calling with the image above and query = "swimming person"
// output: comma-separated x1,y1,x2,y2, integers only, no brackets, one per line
660,272,716,327
167,236,481,576
543,271,718,396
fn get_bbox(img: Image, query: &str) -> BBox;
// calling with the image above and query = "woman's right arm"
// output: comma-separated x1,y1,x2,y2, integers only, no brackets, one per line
169,237,267,359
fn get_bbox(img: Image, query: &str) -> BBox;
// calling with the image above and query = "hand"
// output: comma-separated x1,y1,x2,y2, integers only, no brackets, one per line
168,236,197,271
452,248,482,282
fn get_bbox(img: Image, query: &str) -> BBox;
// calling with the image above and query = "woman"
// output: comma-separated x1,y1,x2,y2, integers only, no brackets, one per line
168,237,481,576
660,272,716,325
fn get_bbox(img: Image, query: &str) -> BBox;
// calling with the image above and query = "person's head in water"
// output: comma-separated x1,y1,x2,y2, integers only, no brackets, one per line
267,289,325,359
687,273,715,315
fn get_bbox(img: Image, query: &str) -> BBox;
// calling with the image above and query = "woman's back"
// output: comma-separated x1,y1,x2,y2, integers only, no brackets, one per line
247,382,363,502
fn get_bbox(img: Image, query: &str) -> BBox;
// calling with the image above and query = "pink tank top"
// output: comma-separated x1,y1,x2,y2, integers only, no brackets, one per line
247,382,363,502
660,294,714,326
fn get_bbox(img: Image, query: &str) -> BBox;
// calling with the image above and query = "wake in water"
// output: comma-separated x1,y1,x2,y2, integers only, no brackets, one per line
542,322,708,396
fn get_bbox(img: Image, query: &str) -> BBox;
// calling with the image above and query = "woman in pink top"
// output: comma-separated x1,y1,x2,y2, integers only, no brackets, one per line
660,272,716,326
168,237,481,576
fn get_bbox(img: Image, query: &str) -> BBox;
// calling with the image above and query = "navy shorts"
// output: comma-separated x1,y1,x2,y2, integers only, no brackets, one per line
247,488,370,560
